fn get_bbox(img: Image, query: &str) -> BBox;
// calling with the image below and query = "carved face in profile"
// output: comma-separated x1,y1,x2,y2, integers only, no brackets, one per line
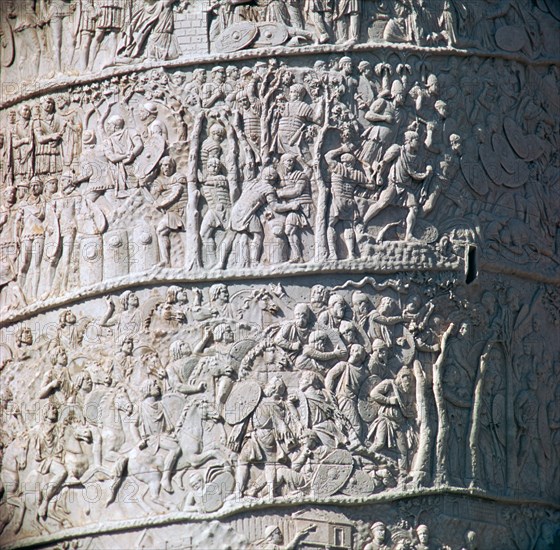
311,285,327,304
371,523,386,543
3,186,16,207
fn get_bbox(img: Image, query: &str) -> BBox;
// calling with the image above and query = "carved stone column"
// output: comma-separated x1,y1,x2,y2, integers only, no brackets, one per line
1,1,559,548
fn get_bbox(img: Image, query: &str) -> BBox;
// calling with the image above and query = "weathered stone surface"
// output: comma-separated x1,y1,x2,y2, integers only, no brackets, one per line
0,1,559,548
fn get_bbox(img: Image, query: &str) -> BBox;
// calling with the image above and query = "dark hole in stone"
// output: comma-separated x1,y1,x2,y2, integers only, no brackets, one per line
466,245,477,284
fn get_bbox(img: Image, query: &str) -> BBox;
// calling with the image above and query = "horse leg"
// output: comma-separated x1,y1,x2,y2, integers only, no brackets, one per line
106,457,128,506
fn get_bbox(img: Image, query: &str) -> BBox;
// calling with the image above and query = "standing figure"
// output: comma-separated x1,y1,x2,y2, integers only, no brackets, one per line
11,105,34,184
309,0,335,43
200,157,234,265
276,84,320,158
363,131,433,241
89,0,126,69
43,0,75,73
103,115,144,198
120,0,184,61
149,156,187,267
276,154,312,263
33,97,66,178
335,0,361,45
325,147,371,259
368,366,416,481
234,376,295,500
16,178,45,300
325,344,369,440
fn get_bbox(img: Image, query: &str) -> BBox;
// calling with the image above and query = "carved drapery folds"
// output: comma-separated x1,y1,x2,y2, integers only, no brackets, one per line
0,1,559,549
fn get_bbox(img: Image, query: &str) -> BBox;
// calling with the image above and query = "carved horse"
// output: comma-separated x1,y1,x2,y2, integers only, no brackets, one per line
0,434,29,536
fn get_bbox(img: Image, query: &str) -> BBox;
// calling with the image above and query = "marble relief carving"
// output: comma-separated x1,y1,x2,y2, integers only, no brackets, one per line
0,1,559,549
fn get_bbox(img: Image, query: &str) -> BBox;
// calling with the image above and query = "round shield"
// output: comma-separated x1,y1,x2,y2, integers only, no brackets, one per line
254,23,289,48
162,392,187,426
229,339,257,368
503,117,543,162
224,380,262,425
395,219,438,243
461,157,489,196
358,374,382,423
215,22,258,53
495,25,526,52
311,449,354,498
133,134,165,179
84,388,107,427
341,468,377,497
202,468,235,513
1,17,15,67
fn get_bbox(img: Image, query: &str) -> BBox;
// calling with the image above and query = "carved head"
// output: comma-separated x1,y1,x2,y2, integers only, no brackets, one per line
226,65,239,81
139,102,158,122
209,124,226,142
120,290,139,310
188,472,204,491
212,66,225,83
404,131,420,153
371,521,386,543
358,60,371,76
352,291,370,315
264,526,283,544
339,56,353,75
280,154,296,173
349,344,366,365
213,323,234,344
289,84,306,102
75,370,93,393
449,133,462,155
207,157,221,176
169,340,190,361
41,97,56,114
30,177,43,197
210,283,229,304
309,330,328,351
16,325,33,347
120,336,134,356
8,109,17,124
49,346,68,367
340,153,355,169
264,376,287,398
107,115,125,134
311,284,328,304
396,366,413,392
417,525,429,544
371,339,389,364
329,294,346,320
44,400,59,423
339,320,357,344
3,186,16,208
294,303,310,328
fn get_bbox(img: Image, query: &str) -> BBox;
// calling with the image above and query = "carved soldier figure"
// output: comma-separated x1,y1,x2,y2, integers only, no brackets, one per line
39,346,75,407
335,0,361,45
200,123,226,173
200,157,234,265
276,154,312,263
10,105,34,184
149,156,186,267
103,115,144,198
44,173,79,296
326,343,368,439
217,167,297,269
364,521,389,550
138,102,169,145
364,130,433,241
33,97,66,177
325,147,371,259
276,84,320,157
89,0,126,69
202,66,227,109
309,0,335,43
43,0,75,74
34,401,68,520
368,366,416,480
16,177,46,300
133,379,181,494
234,376,295,500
